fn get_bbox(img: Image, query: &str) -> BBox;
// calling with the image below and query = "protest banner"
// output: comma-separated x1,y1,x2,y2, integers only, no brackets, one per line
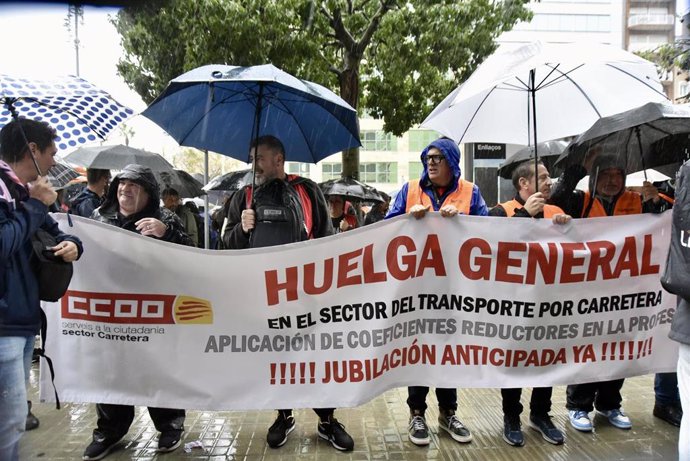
41,212,677,410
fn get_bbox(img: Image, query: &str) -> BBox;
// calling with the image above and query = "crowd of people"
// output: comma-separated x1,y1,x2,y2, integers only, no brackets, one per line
0,117,687,461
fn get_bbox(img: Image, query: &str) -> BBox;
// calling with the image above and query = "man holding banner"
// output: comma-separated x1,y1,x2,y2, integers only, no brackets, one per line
551,153,661,433
386,137,487,447
83,164,192,460
0,118,82,461
223,135,355,452
490,160,569,447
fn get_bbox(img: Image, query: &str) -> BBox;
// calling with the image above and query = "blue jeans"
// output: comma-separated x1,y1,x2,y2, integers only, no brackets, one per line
655,372,680,406
0,336,34,461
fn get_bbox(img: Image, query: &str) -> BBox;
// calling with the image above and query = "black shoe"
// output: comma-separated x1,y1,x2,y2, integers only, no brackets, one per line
529,413,564,445
266,412,295,448
317,417,354,451
82,435,122,461
25,401,39,431
654,403,682,427
438,410,472,443
408,410,430,446
503,417,524,447
158,430,183,453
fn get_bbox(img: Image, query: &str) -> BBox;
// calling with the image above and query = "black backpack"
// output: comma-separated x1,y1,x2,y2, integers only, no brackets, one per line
247,178,308,248
661,160,690,300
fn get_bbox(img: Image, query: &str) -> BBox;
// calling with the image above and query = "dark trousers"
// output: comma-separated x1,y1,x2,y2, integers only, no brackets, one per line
566,379,624,412
501,387,552,418
407,387,457,413
94,403,185,440
278,408,335,420
655,372,680,406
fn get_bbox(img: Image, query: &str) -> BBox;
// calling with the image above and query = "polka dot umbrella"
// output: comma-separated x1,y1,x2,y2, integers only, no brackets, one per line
0,74,134,152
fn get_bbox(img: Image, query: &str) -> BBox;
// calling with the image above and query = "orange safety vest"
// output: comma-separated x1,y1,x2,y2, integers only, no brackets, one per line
406,179,474,214
582,190,642,218
499,199,564,218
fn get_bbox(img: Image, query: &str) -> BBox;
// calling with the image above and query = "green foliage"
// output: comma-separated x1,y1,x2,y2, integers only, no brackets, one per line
173,148,246,178
114,0,531,135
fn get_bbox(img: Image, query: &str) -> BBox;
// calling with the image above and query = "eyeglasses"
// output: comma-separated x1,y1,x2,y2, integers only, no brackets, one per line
425,155,445,165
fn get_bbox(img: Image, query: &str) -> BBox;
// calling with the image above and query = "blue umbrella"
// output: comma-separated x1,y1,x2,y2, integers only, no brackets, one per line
142,64,360,163
0,74,134,152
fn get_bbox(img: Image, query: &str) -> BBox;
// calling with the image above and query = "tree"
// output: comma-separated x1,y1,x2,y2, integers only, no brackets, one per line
114,0,531,177
637,41,690,101
173,148,246,179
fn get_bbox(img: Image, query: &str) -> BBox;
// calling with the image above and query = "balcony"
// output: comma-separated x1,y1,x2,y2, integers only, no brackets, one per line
628,13,675,30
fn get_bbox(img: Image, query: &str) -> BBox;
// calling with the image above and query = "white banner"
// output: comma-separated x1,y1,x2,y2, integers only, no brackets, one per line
41,212,678,410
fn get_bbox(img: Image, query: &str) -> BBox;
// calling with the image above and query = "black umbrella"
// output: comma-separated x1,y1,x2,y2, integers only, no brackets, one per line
497,140,568,179
203,169,253,192
154,170,204,198
64,144,175,172
556,102,690,177
319,177,384,203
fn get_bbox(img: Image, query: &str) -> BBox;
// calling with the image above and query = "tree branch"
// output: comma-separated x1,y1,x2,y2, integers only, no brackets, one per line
325,5,358,54
355,0,396,56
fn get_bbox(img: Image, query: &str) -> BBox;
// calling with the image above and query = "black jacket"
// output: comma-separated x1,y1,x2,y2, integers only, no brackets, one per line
670,298,690,346
223,175,333,249
550,164,664,217
91,164,193,246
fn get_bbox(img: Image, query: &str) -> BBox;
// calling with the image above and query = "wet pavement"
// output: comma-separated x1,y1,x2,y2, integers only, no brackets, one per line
20,363,679,461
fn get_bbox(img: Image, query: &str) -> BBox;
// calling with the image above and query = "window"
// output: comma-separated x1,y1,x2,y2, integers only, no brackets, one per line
361,130,397,151
286,162,310,178
359,162,397,183
321,163,342,181
408,130,441,152
515,13,610,32
408,162,424,180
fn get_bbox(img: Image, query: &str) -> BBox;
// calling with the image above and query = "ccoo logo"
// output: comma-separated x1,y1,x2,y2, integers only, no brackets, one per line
61,290,213,324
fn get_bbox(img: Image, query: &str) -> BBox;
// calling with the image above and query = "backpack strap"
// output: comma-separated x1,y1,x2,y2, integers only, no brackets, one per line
38,308,61,409
245,186,253,210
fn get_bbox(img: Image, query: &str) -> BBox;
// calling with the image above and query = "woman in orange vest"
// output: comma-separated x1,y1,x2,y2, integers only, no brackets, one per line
489,160,570,447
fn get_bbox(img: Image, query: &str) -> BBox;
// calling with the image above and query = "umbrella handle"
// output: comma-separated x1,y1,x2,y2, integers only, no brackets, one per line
634,126,647,182
6,102,43,176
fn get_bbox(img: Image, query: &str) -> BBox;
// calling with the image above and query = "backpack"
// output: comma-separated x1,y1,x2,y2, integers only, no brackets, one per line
661,160,690,300
246,178,308,248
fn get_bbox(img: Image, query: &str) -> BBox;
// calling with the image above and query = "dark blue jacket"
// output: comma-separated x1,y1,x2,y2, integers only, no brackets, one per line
386,138,488,218
69,187,101,218
0,169,83,337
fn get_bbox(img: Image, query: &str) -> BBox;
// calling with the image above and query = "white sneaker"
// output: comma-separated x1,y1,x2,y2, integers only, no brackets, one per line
596,408,631,429
568,410,593,432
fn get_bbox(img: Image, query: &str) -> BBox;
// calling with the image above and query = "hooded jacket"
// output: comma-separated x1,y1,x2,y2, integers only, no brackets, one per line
386,138,488,218
91,164,193,246
550,154,663,217
0,161,83,337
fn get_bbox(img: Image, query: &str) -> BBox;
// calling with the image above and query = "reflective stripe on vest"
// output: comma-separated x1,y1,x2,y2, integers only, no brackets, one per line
499,199,564,218
582,191,642,217
406,179,474,214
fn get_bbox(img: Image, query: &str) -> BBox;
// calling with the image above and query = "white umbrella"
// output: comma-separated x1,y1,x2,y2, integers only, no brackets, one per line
422,41,668,148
